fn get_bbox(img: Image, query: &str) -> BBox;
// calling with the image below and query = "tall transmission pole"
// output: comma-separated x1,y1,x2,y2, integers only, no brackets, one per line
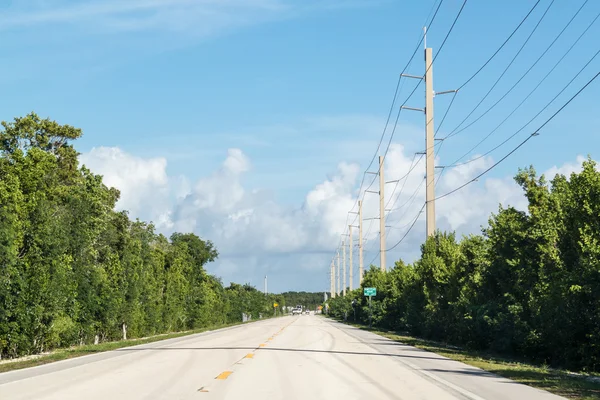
348,224,353,291
425,46,436,237
264,275,268,295
336,250,341,296
342,240,346,296
349,202,362,286
403,31,454,238
358,200,364,283
379,155,386,271
330,261,335,298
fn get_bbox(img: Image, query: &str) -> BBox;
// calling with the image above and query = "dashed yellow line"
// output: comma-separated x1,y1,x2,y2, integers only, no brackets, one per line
215,371,233,380
199,322,295,392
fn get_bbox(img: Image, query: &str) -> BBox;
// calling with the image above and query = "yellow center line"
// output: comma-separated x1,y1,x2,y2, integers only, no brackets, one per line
244,353,254,359
259,343,266,347
215,371,233,380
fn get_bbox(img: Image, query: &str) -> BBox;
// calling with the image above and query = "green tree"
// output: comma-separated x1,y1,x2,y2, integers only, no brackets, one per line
0,113,283,359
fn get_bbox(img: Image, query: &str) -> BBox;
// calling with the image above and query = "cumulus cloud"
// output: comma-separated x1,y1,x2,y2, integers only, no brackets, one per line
80,143,587,291
79,146,185,226
80,147,168,212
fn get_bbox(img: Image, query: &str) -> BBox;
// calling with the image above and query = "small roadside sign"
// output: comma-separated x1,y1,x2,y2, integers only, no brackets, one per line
273,303,278,307
364,287,376,328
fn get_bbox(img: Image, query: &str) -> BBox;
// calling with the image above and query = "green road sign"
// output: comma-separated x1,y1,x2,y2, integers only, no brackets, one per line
364,287,377,296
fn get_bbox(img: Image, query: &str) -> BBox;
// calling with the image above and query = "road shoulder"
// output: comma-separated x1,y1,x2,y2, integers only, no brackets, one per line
323,318,571,400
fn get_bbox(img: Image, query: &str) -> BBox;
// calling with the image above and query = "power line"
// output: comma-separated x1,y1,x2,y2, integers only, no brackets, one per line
359,1,469,269
432,1,550,183
377,1,563,259
424,91,458,186
363,225,380,255
333,2,451,279
364,170,429,255
445,0,556,139
435,91,458,137
436,69,600,201
340,0,466,246
458,0,542,90
446,0,589,141
429,12,599,191
381,0,468,165
384,169,444,252
375,0,468,238
384,50,599,254
337,0,468,273
448,45,600,169
366,248,380,270
430,0,468,68
338,1,598,272
387,203,426,252
334,0,446,249
388,177,425,215
382,0,467,164
385,153,417,210
381,179,427,254
349,0,445,202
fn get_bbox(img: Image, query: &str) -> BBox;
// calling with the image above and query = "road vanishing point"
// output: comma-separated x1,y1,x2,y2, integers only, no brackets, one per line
0,315,565,400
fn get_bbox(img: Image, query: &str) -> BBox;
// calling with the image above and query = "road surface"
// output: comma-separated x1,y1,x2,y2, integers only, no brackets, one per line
0,315,565,400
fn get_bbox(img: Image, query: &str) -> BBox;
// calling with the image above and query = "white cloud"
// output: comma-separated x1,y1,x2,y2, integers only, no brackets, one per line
1,0,282,30
80,142,587,292
79,146,183,226
544,155,587,180
0,0,377,35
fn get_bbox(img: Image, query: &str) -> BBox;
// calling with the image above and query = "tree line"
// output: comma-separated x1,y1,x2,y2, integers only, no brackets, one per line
0,113,284,360
328,157,600,372
280,291,324,310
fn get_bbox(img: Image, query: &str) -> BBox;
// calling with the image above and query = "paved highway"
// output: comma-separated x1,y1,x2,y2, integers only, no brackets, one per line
0,315,565,400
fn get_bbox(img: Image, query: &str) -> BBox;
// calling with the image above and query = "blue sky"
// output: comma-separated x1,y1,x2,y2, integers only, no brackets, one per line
1,0,599,292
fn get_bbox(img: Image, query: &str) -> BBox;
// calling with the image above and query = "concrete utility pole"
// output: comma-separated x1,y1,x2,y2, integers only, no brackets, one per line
264,275,268,295
342,240,346,296
330,261,335,298
359,200,364,283
402,31,454,238
425,45,436,237
337,250,341,296
379,156,386,271
349,224,353,291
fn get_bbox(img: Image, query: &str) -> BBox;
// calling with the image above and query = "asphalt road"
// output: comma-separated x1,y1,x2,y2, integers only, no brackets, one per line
0,315,565,400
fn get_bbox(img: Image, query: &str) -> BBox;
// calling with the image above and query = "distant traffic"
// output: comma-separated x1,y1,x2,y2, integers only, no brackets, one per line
291,305,311,315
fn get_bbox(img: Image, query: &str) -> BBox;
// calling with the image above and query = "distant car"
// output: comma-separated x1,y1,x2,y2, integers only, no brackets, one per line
304,310,310,315
292,307,302,315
